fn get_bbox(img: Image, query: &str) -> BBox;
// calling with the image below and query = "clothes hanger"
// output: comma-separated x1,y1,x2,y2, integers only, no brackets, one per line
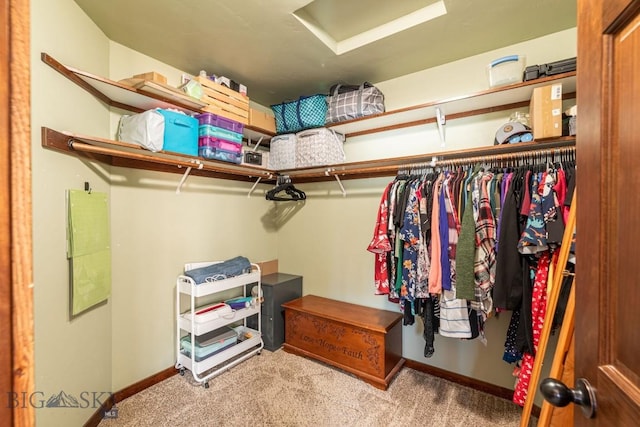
265,175,306,201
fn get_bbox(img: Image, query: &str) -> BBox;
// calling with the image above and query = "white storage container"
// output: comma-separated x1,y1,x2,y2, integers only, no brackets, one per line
487,55,526,87
268,134,297,170
295,128,345,168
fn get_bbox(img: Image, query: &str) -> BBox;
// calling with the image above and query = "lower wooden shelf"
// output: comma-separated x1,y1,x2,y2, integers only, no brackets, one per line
42,126,575,185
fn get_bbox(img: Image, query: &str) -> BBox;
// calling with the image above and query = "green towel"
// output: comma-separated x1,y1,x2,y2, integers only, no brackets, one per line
67,190,111,315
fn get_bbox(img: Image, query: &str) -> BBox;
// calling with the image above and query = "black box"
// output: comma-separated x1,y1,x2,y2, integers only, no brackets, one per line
524,57,576,81
244,151,263,165
247,273,302,352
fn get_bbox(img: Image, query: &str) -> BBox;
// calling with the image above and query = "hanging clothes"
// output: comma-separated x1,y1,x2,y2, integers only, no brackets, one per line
493,169,526,310
367,182,394,295
512,251,551,406
365,148,576,363
472,171,497,320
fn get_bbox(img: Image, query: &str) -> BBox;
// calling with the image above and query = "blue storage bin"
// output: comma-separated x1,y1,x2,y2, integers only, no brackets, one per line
157,109,198,156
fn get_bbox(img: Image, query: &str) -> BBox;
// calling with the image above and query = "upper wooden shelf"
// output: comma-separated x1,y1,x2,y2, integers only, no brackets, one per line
41,52,577,185
327,72,576,138
43,52,575,142
41,53,276,143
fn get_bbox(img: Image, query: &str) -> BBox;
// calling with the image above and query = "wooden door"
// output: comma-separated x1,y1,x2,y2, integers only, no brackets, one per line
575,0,640,425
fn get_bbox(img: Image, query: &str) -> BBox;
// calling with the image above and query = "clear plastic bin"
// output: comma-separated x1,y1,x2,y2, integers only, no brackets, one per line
199,136,242,154
487,55,525,87
198,124,243,142
195,112,244,134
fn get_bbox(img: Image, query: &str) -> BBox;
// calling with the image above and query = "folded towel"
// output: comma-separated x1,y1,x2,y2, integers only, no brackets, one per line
185,256,251,284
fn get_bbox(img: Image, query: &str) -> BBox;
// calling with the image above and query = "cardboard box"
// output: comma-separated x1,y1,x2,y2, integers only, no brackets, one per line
529,83,563,139
132,71,167,85
249,108,276,133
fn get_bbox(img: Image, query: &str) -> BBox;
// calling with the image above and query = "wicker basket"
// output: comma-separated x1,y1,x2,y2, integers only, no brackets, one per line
268,133,297,170
295,128,345,168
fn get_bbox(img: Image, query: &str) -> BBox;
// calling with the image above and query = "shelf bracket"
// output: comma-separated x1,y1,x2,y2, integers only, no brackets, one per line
175,161,203,194
247,173,272,198
253,136,264,151
325,170,346,197
435,106,446,148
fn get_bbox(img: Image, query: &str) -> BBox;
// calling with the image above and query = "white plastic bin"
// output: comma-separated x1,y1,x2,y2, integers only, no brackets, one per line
487,55,526,87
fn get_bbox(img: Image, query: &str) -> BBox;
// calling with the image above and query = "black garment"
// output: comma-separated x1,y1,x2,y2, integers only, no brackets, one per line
515,256,537,356
551,263,575,334
493,169,527,310
416,297,439,358
466,305,481,340
403,299,415,326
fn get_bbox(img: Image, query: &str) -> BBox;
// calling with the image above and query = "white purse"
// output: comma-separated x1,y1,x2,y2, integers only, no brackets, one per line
117,109,165,152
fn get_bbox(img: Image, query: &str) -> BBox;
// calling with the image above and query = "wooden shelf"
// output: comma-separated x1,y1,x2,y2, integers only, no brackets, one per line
41,127,276,183
41,53,276,142
42,126,574,184
41,52,577,185
328,72,576,138
282,137,576,182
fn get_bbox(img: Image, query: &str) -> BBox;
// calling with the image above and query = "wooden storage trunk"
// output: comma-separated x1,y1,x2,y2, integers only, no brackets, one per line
282,295,404,390
195,76,250,125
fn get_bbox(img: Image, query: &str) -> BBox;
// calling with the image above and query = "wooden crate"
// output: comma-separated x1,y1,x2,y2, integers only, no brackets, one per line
282,295,404,390
195,76,249,125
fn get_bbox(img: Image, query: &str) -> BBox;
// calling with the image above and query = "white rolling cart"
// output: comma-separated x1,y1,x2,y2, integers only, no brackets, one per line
175,261,263,388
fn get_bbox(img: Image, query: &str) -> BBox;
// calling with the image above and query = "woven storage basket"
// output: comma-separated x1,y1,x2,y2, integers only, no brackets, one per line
295,128,345,168
268,133,297,170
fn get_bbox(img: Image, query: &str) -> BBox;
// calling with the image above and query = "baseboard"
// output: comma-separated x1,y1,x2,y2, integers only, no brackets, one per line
83,366,177,427
404,358,514,399
403,359,541,417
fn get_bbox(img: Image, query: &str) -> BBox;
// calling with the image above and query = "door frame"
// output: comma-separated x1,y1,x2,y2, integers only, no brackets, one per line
1,0,34,425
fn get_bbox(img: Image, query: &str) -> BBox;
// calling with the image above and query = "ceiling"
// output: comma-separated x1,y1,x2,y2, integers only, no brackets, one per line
74,0,576,107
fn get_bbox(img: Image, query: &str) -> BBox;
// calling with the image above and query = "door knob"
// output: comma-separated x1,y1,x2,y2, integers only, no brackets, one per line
540,377,597,419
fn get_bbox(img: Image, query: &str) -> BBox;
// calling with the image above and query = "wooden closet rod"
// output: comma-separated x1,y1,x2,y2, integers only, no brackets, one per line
297,145,576,181
67,139,273,179
284,139,575,182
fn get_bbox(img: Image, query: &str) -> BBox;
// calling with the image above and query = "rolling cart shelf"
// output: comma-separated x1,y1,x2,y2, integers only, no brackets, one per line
175,262,264,387
177,270,261,297
178,306,260,335
177,327,263,375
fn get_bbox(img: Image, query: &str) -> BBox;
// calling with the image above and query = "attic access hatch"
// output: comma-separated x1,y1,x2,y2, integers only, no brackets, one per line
293,0,447,55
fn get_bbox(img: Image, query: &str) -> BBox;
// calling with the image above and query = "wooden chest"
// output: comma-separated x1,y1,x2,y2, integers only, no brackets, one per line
282,295,404,390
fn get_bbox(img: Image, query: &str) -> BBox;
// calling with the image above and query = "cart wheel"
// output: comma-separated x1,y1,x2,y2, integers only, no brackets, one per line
179,368,185,376
204,382,209,389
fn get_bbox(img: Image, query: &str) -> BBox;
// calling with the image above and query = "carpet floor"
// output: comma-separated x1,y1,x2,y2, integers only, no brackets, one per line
99,349,522,427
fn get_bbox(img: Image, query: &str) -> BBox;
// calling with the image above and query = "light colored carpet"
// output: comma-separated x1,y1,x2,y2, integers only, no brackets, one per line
99,349,522,427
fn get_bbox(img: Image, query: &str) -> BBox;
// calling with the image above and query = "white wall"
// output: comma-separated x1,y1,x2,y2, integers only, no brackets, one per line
31,0,112,426
277,28,577,389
